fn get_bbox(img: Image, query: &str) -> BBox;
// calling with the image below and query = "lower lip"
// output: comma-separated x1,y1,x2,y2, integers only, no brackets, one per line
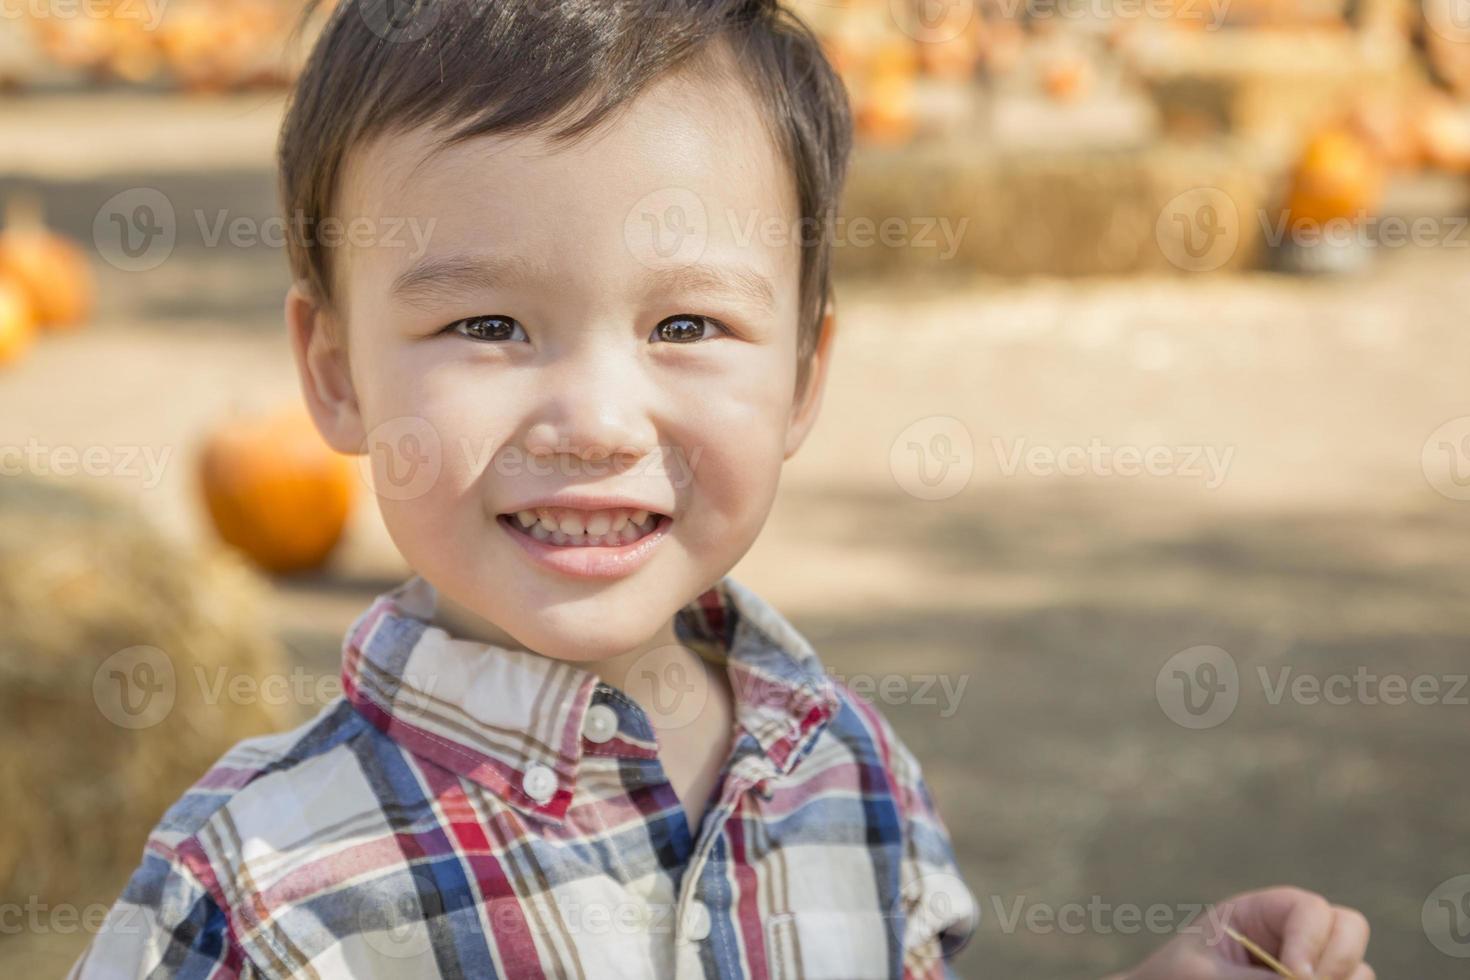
497,514,672,580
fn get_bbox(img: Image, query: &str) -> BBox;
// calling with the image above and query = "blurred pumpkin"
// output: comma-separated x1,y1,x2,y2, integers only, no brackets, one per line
1347,93,1419,172
1284,127,1384,229
916,29,983,81
0,276,36,367
1042,55,1090,103
0,196,95,330
199,406,356,574
869,36,919,81
856,74,917,145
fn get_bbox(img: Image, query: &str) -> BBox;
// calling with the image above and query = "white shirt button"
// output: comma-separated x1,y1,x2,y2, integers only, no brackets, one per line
521,764,556,804
681,900,711,942
582,703,619,744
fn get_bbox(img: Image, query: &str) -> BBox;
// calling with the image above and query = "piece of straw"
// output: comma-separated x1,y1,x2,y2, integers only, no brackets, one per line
1224,924,1297,978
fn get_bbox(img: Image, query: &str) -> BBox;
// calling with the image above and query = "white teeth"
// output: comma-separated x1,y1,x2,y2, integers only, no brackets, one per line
505,511,667,549
506,506,667,547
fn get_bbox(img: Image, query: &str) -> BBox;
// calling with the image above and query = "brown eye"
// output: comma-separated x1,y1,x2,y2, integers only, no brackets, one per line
447,316,526,342
652,315,724,344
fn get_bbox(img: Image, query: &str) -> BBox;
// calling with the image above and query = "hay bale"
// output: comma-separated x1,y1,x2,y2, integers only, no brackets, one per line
838,137,1269,278
0,475,291,905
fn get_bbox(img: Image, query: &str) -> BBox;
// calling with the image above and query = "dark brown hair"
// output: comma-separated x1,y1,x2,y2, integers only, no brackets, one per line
279,0,852,396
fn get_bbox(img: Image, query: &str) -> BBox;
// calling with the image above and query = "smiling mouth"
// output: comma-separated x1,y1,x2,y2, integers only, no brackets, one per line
496,507,669,548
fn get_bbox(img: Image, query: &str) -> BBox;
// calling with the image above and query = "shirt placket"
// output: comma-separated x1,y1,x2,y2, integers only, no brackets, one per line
672,740,776,979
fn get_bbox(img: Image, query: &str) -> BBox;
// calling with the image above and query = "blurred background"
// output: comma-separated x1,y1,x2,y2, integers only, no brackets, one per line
2,0,1469,976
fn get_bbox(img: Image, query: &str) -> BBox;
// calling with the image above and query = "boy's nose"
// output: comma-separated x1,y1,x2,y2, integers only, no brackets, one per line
520,334,660,465
522,402,657,465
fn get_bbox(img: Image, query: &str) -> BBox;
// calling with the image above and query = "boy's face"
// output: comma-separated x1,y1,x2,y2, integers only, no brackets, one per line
290,55,831,663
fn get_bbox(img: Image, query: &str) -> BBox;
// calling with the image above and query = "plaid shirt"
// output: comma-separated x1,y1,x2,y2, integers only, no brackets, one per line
72,573,977,979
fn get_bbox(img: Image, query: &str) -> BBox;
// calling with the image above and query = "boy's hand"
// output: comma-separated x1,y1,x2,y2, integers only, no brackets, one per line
1114,886,1373,980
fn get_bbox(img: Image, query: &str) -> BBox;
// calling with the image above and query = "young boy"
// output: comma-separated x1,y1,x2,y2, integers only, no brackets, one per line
72,1,1374,977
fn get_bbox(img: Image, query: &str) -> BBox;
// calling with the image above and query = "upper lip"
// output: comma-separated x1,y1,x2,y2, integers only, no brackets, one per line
500,494,671,516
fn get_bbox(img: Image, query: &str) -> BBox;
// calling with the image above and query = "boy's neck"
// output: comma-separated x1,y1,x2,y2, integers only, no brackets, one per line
429,587,710,701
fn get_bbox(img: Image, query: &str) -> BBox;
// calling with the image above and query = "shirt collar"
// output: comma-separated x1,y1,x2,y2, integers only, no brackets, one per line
339,573,840,823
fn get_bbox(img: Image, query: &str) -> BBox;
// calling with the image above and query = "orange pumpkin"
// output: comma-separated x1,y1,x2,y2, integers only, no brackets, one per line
1285,128,1385,229
199,406,356,574
916,30,983,81
1042,55,1090,103
0,276,37,367
0,196,95,330
856,75,917,145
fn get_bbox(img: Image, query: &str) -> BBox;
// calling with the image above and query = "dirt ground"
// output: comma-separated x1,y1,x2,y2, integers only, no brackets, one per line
3,118,1469,975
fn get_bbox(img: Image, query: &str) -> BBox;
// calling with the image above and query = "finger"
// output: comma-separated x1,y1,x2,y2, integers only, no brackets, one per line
1346,965,1375,980
1273,890,1335,978
1315,907,1370,980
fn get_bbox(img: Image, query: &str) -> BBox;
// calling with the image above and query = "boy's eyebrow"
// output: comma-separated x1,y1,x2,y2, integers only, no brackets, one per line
390,251,777,314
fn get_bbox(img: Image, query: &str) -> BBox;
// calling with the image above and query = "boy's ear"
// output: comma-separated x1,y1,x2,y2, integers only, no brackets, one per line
285,282,366,455
784,304,836,460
